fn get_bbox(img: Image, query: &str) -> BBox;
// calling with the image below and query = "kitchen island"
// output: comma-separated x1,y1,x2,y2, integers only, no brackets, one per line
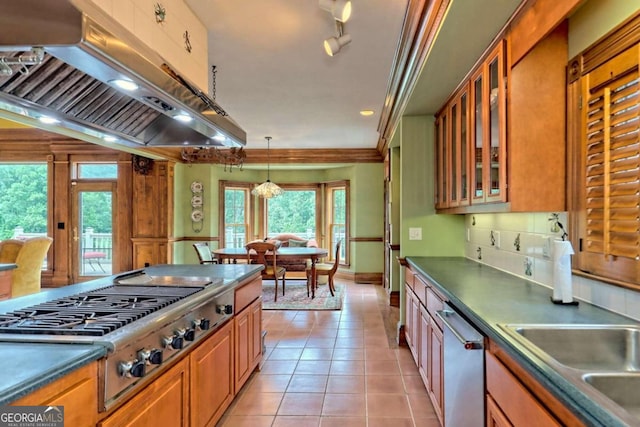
0,263,263,427
406,257,636,427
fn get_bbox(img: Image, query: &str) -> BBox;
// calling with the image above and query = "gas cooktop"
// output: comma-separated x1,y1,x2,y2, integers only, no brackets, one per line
0,285,204,336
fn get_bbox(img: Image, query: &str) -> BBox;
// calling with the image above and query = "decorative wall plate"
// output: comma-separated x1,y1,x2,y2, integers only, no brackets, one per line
191,209,203,222
191,195,203,207
190,181,203,193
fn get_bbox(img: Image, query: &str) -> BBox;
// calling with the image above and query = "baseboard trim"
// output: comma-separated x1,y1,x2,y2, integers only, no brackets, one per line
388,290,400,307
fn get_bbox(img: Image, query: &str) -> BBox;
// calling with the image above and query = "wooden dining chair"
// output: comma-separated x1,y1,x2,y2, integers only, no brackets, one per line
246,241,286,301
306,239,341,297
193,243,217,264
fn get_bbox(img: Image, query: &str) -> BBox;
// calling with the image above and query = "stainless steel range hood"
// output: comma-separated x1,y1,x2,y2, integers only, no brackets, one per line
0,0,246,148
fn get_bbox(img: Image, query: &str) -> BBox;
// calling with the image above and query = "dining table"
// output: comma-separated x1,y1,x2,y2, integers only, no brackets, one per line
212,247,329,298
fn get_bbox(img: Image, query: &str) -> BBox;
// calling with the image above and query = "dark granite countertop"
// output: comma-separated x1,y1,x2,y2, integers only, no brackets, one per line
0,343,106,404
0,264,16,272
0,263,262,405
406,257,636,427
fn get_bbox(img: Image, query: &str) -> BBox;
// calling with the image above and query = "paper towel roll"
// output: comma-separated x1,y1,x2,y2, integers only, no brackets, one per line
553,240,575,303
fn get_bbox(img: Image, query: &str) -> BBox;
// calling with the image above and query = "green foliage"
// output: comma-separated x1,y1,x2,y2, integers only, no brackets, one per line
0,164,48,239
267,190,316,236
80,192,112,233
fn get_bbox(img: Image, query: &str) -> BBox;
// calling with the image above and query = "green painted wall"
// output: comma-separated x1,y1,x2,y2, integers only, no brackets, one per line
399,116,465,257
569,0,640,58
172,163,384,275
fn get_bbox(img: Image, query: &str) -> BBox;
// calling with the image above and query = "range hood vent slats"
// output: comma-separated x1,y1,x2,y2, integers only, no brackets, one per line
0,0,246,148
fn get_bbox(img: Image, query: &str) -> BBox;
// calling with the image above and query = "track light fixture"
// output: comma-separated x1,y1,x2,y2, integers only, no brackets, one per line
323,20,351,57
318,0,352,23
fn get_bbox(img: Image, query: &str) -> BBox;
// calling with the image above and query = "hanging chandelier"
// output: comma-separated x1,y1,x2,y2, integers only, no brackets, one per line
181,146,246,171
251,136,284,198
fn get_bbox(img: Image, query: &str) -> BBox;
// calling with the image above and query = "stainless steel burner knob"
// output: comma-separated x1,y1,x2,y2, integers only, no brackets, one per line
118,360,145,378
149,349,163,364
137,349,151,364
118,361,133,377
162,332,184,350
200,319,211,330
217,305,233,315
184,328,196,341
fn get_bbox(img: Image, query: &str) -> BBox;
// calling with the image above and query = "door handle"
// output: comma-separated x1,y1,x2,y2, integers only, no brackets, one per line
73,227,78,242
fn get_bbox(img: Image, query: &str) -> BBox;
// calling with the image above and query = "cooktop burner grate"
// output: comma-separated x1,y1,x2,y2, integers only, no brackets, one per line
0,284,204,336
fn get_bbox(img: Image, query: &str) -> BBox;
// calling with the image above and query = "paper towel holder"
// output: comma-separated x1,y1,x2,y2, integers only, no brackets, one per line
550,297,579,306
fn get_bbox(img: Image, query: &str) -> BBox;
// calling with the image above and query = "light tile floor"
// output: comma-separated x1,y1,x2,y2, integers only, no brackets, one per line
217,280,440,427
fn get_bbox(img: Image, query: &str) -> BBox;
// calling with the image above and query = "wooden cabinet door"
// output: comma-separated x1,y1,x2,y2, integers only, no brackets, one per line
428,318,444,424
250,298,263,367
487,394,513,427
100,358,189,427
485,351,561,427
235,297,262,392
190,321,234,427
234,304,251,391
485,41,507,203
469,41,506,206
14,362,98,427
405,287,420,361
418,305,430,388
404,286,414,353
435,112,449,209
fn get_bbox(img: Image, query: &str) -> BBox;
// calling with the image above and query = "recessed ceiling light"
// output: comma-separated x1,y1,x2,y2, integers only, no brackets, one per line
103,135,117,142
110,79,139,91
174,113,193,123
38,116,59,124
360,110,374,116
212,135,226,142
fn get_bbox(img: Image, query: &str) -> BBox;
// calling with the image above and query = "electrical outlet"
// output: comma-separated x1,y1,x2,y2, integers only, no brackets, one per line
409,227,422,241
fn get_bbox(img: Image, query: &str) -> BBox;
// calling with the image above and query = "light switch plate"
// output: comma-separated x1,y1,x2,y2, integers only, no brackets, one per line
409,227,422,240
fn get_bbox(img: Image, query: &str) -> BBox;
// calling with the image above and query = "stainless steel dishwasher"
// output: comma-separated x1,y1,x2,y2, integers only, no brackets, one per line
437,303,485,427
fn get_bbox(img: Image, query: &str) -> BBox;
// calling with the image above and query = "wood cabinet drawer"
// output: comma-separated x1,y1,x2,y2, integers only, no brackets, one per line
415,275,428,306
235,275,261,312
486,351,561,427
405,268,415,290
426,287,445,329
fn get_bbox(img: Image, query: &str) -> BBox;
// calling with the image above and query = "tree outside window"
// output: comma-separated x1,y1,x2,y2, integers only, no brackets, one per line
0,164,48,240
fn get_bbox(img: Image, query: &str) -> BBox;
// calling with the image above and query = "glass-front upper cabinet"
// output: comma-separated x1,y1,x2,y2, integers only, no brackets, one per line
434,111,449,209
471,41,506,204
454,84,470,207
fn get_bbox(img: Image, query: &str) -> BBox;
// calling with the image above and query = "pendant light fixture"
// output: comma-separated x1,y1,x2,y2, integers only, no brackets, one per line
251,136,284,199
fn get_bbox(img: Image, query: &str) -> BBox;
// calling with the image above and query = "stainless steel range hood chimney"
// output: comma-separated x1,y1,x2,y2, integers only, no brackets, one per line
0,0,246,148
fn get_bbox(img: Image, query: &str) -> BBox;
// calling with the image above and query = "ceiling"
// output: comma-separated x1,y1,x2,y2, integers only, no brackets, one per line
184,0,523,154
0,0,524,160
186,0,408,151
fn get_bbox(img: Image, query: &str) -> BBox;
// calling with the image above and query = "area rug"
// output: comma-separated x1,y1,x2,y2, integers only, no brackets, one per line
262,281,344,310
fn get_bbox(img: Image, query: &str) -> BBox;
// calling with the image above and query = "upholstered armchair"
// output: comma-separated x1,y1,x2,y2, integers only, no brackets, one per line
10,237,53,297
0,239,25,263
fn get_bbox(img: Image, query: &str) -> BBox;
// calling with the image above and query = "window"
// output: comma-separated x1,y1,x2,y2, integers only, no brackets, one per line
266,186,319,240
570,39,640,286
76,163,118,179
221,184,250,248
0,163,48,240
219,180,349,264
327,182,349,264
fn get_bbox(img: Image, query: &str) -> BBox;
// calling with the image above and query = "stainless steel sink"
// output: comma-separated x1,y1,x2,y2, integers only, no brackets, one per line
499,323,640,426
582,373,640,420
502,324,640,371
